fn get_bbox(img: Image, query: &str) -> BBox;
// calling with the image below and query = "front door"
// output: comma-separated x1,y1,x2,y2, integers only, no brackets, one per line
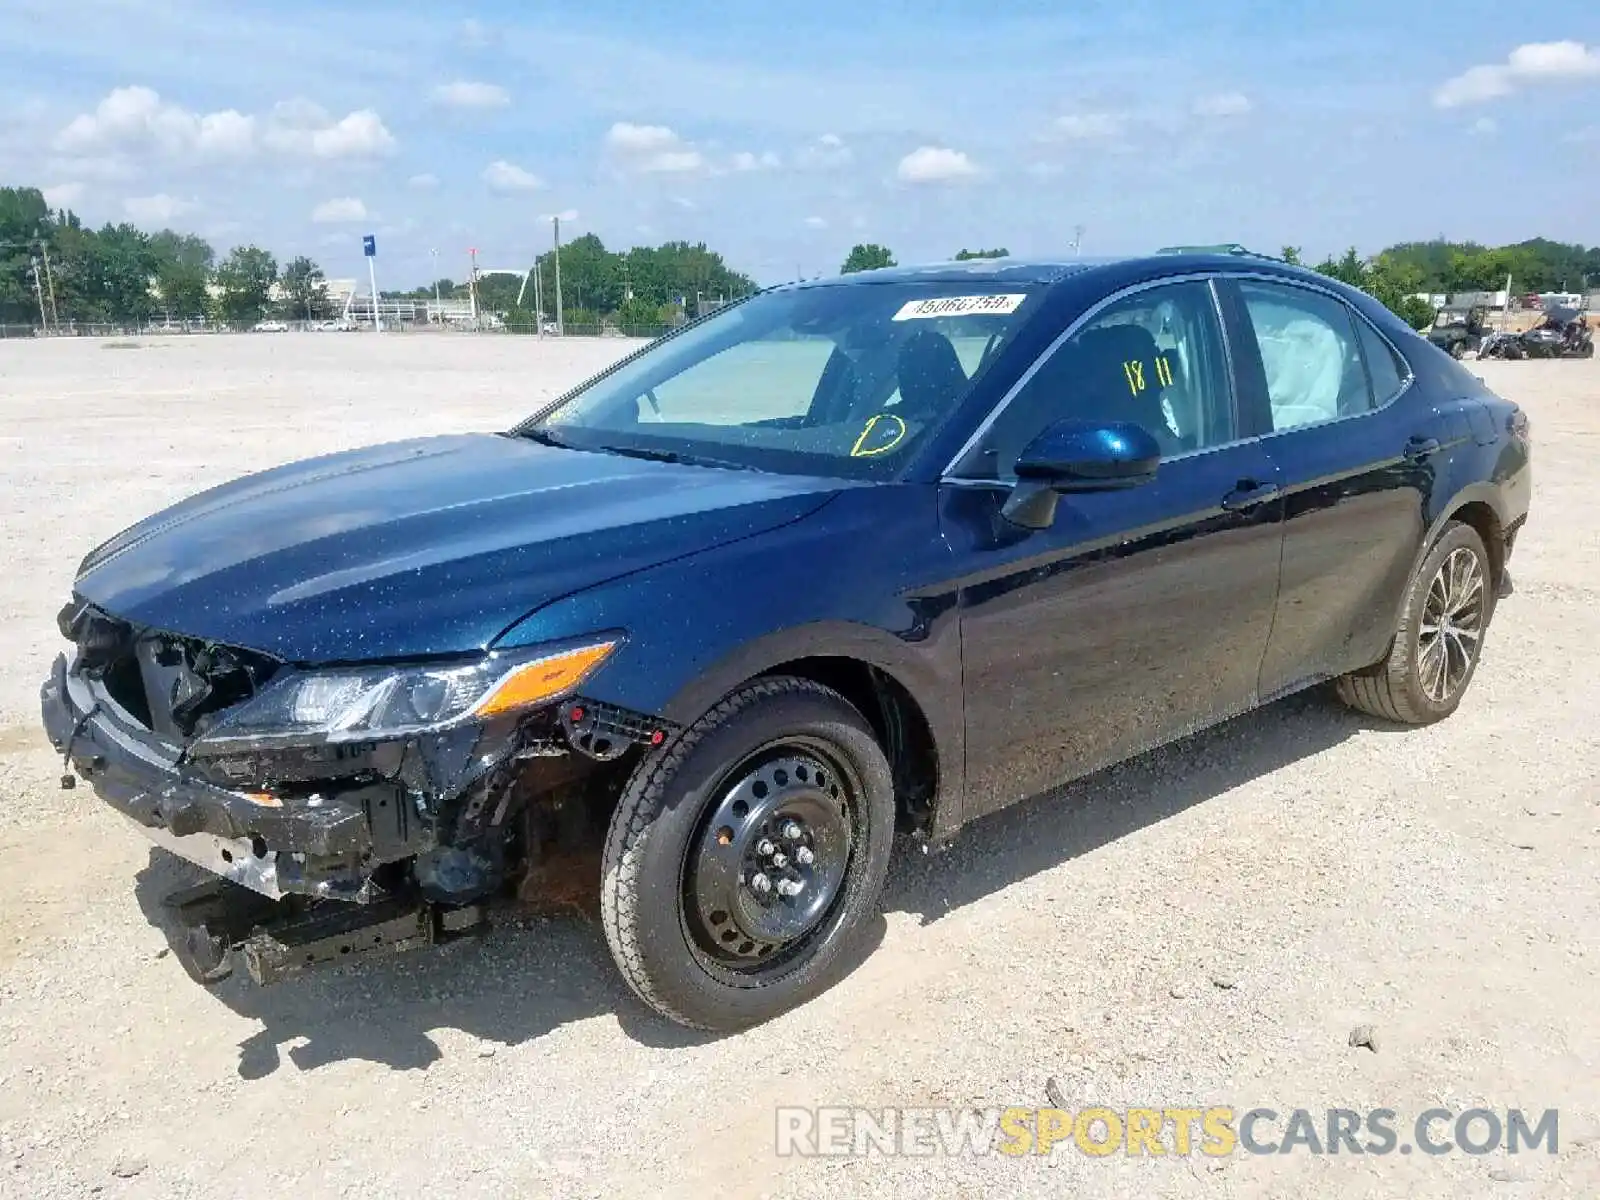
942,278,1286,816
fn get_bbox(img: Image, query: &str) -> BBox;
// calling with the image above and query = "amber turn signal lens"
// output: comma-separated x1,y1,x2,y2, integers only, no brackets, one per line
474,641,619,717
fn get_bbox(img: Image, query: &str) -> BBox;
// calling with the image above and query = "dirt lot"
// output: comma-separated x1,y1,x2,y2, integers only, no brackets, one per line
0,333,1596,1199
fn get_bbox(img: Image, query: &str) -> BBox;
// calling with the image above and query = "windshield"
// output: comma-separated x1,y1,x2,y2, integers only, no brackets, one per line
516,282,1045,478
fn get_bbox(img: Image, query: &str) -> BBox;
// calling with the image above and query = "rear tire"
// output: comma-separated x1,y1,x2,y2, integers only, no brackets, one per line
1336,522,1495,725
600,676,895,1031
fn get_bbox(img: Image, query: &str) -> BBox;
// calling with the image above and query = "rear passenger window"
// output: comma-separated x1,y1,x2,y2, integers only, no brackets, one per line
1354,316,1409,405
1239,282,1371,431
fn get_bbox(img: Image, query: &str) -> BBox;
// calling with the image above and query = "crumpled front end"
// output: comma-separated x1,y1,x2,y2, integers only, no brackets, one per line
41,600,670,984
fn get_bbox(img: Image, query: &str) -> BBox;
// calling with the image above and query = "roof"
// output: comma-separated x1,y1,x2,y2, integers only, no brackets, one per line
795,248,1294,289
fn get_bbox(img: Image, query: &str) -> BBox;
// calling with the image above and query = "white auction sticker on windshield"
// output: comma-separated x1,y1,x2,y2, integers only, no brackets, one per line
891,294,1026,321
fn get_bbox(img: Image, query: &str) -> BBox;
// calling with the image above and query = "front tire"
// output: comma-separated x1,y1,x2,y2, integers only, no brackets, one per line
1336,522,1495,724
601,677,895,1031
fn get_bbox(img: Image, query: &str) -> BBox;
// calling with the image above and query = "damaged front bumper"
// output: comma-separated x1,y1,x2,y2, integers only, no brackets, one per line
41,650,673,985
41,654,418,899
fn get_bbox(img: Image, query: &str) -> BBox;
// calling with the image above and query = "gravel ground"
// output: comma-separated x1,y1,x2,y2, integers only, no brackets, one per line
0,333,1596,1199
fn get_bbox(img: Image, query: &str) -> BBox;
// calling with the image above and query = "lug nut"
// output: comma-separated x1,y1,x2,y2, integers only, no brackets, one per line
776,878,804,897
795,845,814,866
781,821,803,841
756,839,775,856
771,852,789,868
749,872,772,894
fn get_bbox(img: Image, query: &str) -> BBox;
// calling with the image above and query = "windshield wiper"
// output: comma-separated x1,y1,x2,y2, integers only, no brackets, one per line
517,427,576,449
593,443,756,472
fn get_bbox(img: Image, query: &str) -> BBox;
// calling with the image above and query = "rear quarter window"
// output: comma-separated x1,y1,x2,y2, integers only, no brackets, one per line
1353,315,1410,405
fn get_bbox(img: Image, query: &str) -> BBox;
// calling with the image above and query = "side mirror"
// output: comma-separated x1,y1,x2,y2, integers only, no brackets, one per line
1001,419,1161,529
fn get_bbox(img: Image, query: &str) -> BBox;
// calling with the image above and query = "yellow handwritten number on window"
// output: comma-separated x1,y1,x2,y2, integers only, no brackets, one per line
1124,356,1173,395
849,413,908,457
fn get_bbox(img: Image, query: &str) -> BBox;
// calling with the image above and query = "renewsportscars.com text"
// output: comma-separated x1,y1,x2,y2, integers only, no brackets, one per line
775,1105,1560,1159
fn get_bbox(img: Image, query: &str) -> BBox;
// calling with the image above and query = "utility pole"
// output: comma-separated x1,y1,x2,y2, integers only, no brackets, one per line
28,257,48,330
430,248,441,322
1071,225,1086,256
552,216,564,336
533,258,543,335
468,247,479,325
40,244,59,331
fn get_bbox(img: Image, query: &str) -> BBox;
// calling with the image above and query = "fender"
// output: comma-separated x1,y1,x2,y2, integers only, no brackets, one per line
1392,479,1510,628
494,484,969,836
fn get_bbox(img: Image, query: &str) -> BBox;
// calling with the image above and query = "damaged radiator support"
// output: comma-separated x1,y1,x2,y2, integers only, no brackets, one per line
165,877,488,987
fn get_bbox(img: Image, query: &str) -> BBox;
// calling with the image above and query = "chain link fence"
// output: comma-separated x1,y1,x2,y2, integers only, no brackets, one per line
1,321,672,340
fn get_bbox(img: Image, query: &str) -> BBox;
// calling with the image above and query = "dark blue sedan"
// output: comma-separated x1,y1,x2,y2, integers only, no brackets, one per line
41,251,1532,1030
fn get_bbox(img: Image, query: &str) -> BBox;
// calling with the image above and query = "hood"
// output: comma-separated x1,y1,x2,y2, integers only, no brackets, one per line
74,433,842,663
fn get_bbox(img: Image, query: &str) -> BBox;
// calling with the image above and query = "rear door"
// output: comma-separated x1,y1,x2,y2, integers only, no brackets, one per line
1222,278,1453,698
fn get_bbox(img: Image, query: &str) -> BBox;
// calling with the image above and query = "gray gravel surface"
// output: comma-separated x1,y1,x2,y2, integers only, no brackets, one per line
0,333,1596,1198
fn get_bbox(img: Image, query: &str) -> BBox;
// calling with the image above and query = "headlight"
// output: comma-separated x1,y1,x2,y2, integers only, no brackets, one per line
191,636,620,751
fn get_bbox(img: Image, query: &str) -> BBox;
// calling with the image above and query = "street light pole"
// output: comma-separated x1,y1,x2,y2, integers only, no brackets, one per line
552,216,564,336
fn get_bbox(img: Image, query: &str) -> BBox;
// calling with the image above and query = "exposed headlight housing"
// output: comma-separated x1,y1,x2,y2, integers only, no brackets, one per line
190,636,620,752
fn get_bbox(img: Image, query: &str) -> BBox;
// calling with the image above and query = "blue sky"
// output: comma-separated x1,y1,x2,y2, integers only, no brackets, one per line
1,0,1596,286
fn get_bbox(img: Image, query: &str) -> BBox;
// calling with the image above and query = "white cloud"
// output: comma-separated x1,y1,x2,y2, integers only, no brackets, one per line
432,81,511,109
1027,161,1066,178
311,196,368,223
123,193,197,223
803,215,828,229
195,110,256,155
460,18,493,48
407,173,440,190
56,86,254,158
1470,116,1498,136
1435,41,1600,107
263,104,396,159
43,182,84,208
605,122,705,173
897,145,978,184
1052,112,1123,140
670,196,697,210
1193,92,1252,118
56,86,394,163
483,159,544,192
731,150,782,171
795,133,853,169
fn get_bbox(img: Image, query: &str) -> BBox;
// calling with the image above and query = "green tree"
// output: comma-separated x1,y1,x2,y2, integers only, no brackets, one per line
1280,246,1302,266
150,231,214,322
280,256,329,321
214,245,278,327
616,296,667,329
0,186,52,325
953,248,1008,261
840,243,896,274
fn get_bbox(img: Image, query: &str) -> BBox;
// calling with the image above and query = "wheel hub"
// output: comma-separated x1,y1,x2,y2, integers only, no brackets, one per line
688,753,853,965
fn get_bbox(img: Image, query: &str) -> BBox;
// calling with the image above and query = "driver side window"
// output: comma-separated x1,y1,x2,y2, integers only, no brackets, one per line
956,280,1234,480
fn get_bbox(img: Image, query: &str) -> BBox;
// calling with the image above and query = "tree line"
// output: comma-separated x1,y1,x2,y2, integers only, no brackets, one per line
843,239,1600,330
384,232,758,329
7,179,1595,333
2,186,334,328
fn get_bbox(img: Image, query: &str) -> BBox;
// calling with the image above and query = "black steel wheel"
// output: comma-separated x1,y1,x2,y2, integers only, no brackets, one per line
601,677,895,1031
683,745,858,974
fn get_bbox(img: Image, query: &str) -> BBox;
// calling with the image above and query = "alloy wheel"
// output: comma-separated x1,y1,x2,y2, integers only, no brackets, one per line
1417,546,1485,703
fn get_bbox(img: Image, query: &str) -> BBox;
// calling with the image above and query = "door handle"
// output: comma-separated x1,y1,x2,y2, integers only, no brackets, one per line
1403,435,1441,461
1221,480,1280,511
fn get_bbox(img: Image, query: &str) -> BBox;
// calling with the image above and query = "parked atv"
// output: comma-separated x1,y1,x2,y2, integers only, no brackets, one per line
1516,306,1594,359
1427,305,1492,359
1478,330,1526,360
